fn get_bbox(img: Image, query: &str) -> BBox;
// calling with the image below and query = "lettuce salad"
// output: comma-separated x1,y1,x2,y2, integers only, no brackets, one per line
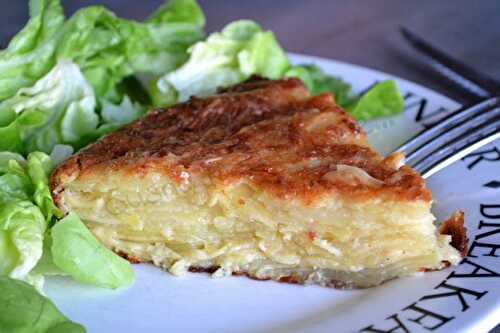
151,19,403,119
0,0,403,331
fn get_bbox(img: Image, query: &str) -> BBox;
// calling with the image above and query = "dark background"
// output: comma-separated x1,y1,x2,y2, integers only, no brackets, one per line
1,1,499,332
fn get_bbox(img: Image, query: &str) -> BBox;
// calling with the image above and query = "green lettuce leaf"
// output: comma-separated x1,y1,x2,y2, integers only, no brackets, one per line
0,0,204,155
1,0,204,103
0,201,46,290
153,20,289,106
27,152,59,220
0,276,85,333
151,20,403,122
0,60,149,155
0,154,31,204
285,64,355,106
51,212,135,289
95,95,146,136
0,152,59,290
346,80,404,121
286,66,403,121
0,60,98,154
127,0,205,75
56,0,204,101
0,0,64,101
0,152,26,172
148,0,205,26
0,152,56,215
32,235,66,276
0,150,133,292
0,111,24,153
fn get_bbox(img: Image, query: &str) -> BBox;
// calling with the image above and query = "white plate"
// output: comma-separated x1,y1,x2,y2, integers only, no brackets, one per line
46,54,500,333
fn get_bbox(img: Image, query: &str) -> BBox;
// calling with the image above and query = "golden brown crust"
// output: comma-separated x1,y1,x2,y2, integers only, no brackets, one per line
439,211,468,257
51,77,431,205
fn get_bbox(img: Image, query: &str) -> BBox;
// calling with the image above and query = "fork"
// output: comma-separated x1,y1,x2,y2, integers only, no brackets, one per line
395,97,500,179
394,28,500,179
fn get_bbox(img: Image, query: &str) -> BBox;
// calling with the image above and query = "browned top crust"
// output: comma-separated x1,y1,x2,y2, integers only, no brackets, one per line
439,211,468,257
51,77,431,205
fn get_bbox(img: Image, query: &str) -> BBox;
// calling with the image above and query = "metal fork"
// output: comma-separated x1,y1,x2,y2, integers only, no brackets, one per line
395,97,500,179
394,28,500,179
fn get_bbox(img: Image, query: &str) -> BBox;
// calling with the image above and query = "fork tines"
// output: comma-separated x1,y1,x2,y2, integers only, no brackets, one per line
395,97,500,179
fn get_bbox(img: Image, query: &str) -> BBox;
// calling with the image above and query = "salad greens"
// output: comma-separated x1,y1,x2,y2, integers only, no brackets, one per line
0,277,85,333
55,0,204,101
285,64,356,107
347,80,405,121
285,66,404,121
0,151,135,293
151,20,403,120
0,60,98,154
0,0,204,103
152,20,289,106
94,95,146,138
51,213,134,289
0,0,65,101
0,152,57,290
0,0,407,330
1,60,146,154
0,0,204,155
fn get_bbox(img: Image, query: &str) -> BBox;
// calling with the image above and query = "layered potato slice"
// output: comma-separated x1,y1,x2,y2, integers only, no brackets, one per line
51,78,464,288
